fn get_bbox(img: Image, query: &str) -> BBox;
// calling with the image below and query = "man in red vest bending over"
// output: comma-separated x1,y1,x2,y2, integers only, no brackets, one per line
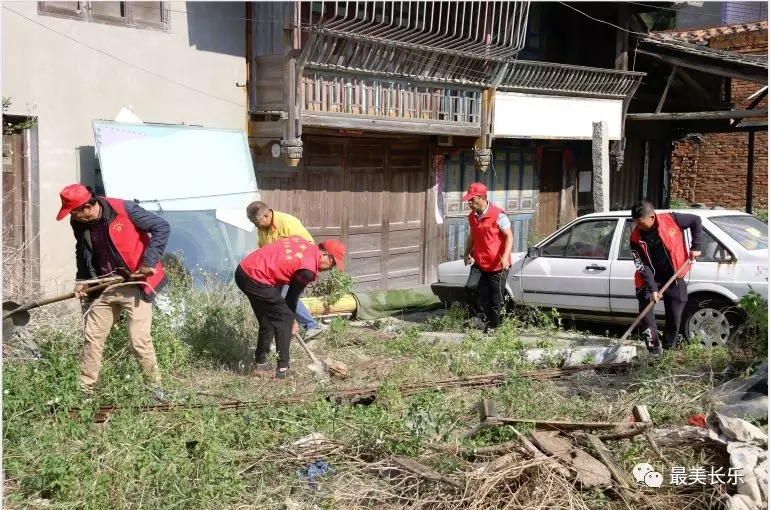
235,235,346,379
57,184,170,400
462,182,514,333
630,201,702,354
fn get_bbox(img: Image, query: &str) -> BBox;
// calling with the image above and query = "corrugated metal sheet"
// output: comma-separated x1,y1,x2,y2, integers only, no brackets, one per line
443,147,538,258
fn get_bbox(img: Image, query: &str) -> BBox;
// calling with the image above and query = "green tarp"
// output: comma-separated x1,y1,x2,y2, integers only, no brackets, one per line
352,285,442,320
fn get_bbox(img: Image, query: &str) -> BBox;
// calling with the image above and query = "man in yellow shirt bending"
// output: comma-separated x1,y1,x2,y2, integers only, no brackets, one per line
246,201,323,339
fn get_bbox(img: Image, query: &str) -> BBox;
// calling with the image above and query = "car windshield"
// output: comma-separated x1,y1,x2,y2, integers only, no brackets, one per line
710,215,768,251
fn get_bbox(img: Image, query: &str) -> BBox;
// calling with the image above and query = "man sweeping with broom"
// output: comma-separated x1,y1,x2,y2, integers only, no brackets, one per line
235,235,346,379
629,201,703,355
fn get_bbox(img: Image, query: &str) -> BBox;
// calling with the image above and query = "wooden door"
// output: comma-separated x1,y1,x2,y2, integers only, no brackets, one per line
387,140,426,288
537,149,562,238
255,135,429,291
346,141,387,291
2,133,27,298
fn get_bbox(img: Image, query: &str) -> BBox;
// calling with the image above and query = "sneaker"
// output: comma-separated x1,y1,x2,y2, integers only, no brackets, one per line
304,328,324,341
273,368,290,380
254,362,272,372
467,316,487,331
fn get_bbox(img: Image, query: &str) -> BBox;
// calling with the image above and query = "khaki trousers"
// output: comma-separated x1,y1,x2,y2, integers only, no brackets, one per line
81,285,161,390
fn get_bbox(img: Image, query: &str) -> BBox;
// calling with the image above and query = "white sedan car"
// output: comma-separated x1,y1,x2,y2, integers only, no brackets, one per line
432,209,768,347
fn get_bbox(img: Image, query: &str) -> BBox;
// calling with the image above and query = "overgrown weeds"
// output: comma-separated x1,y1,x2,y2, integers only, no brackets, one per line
733,289,768,359
3,252,765,508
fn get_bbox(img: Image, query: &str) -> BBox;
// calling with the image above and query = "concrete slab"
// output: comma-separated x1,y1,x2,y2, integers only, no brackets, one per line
523,345,637,367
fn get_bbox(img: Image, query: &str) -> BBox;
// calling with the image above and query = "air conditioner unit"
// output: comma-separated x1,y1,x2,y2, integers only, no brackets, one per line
437,135,453,147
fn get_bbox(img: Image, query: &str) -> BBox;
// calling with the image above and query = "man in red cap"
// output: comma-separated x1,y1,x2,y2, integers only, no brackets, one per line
57,184,170,400
235,235,346,379
461,182,513,333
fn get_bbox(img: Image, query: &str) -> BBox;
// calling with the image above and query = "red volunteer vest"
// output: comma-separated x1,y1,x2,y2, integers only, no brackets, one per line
104,198,166,298
630,212,689,290
239,235,320,286
469,204,507,272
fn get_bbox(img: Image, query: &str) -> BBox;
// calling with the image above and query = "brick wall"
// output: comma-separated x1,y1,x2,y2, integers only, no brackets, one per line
669,29,768,211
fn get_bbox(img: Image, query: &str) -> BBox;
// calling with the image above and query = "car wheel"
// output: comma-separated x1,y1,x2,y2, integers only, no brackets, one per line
682,297,738,348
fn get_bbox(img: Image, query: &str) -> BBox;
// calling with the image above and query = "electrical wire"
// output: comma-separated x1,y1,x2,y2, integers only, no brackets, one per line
556,1,653,38
3,6,245,107
5,3,647,96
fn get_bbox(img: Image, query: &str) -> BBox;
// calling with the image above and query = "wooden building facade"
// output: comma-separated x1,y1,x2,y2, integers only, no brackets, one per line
247,1,663,290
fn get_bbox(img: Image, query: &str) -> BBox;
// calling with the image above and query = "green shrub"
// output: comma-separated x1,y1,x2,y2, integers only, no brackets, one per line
736,289,768,358
310,267,354,306
668,199,688,209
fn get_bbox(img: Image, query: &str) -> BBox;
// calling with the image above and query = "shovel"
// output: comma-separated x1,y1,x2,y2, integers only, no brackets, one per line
293,333,331,379
618,259,693,344
2,274,142,338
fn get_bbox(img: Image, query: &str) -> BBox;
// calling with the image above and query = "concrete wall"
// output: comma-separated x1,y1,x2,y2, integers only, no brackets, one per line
669,29,768,212
1,1,246,294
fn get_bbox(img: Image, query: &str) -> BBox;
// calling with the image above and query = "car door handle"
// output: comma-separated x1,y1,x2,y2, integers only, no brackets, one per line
585,264,607,270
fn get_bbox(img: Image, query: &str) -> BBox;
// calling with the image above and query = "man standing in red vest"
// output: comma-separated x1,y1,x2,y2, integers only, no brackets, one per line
462,182,514,333
235,235,346,379
630,201,703,354
57,184,170,399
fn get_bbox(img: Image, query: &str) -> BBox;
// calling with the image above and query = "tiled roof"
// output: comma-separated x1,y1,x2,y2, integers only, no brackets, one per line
652,20,767,43
639,35,768,69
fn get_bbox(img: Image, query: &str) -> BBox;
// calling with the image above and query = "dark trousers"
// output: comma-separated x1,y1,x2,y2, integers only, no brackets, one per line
234,266,294,369
464,265,507,329
637,279,688,350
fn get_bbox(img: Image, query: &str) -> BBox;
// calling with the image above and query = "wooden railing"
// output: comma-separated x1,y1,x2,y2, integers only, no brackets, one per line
498,60,645,99
301,72,482,124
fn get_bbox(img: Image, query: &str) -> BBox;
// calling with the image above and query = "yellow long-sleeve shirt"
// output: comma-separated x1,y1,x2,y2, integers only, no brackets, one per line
257,210,314,248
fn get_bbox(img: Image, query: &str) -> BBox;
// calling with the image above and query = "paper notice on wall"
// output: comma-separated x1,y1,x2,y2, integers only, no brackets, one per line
434,155,445,224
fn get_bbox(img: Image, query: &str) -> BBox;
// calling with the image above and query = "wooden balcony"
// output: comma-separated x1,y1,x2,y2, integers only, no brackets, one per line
299,72,483,137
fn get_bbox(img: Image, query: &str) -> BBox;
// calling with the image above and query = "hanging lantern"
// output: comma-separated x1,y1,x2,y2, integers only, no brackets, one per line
474,147,492,173
280,138,303,167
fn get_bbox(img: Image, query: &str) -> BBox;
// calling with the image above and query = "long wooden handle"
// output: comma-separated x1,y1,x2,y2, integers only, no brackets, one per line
619,259,692,343
2,274,143,319
293,334,322,365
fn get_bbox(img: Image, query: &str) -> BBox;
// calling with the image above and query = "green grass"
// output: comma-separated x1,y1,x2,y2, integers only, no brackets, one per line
3,272,761,509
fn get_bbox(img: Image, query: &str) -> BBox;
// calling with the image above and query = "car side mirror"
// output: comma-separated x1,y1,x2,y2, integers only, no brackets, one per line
527,246,540,258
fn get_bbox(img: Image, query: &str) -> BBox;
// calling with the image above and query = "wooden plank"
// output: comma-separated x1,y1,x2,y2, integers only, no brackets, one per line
655,65,678,114
626,108,768,121
536,149,561,238
635,48,768,85
490,417,632,431
530,430,611,489
578,433,636,489
248,121,285,139
302,111,481,137
3,133,26,298
747,130,755,213
510,428,571,478
253,56,286,111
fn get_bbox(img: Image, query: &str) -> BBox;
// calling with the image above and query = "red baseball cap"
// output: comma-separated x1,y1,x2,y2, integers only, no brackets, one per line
462,182,488,202
56,184,92,221
319,239,346,272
